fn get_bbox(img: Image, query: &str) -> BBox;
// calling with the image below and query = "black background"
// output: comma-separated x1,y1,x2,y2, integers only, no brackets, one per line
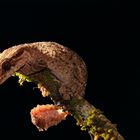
0,2,137,140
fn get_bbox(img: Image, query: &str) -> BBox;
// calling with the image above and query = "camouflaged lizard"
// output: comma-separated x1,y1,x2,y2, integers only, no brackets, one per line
0,42,124,140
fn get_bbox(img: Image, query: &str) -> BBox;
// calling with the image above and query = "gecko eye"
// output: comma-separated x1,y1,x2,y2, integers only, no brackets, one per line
2,60,11,71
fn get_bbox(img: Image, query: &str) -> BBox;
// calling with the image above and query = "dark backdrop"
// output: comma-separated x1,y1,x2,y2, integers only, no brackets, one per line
0,3,137,140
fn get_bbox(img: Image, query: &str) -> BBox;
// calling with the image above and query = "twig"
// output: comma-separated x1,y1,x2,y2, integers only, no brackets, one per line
15,69,125,140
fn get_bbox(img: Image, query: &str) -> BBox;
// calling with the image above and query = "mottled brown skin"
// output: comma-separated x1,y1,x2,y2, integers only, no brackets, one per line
0,42,87,100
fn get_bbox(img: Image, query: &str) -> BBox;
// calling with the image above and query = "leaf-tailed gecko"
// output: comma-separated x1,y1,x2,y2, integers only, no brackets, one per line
0,42,125,140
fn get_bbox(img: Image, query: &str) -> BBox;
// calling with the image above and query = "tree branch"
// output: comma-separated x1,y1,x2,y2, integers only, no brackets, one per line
15,68,125,140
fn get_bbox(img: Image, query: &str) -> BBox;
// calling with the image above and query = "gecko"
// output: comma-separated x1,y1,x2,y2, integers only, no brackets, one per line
0,42,87,100
0,42,125,140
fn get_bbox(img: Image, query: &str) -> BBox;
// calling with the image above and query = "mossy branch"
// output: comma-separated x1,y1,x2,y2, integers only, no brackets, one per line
15,69,125,140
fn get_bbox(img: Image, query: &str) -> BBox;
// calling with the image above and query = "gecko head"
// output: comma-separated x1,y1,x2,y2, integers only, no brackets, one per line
0,47,28,85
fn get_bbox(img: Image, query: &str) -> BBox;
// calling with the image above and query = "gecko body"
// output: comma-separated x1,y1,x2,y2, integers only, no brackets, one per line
0,42,87,100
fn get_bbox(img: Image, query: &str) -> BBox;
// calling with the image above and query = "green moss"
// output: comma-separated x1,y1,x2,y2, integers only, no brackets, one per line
69,99,116,139
78,108,117,140
15,72,32,85
14,69,60,93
